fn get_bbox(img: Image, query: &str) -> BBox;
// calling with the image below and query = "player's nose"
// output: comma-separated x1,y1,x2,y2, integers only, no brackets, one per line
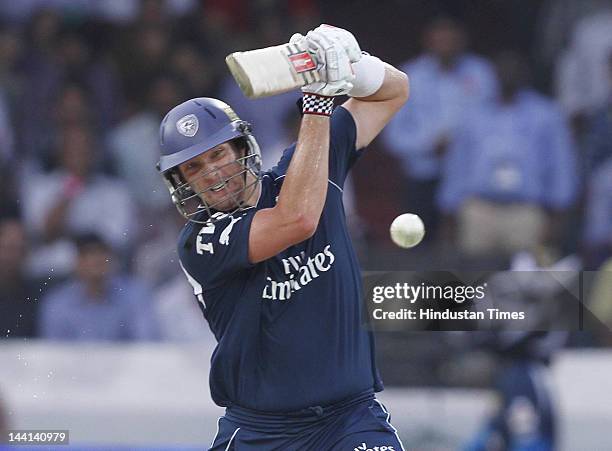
203,169,226,188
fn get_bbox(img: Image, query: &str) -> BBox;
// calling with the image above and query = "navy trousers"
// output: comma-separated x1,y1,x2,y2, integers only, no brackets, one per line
209,392,405,451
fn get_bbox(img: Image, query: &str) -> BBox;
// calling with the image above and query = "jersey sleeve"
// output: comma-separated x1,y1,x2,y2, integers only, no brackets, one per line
329,106,363,187
178,210,256,290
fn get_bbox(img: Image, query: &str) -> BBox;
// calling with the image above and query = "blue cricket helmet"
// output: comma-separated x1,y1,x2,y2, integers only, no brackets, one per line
157,97,262,222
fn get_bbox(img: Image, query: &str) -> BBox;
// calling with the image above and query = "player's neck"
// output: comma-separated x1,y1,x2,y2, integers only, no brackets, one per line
242,180,262,208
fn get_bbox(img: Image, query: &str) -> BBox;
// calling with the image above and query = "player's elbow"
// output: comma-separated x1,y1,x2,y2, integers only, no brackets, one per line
248,208,320,262
290,213,319,241
381,68,410,114
276,211,319,245
395,71,410,104
380,71,409,121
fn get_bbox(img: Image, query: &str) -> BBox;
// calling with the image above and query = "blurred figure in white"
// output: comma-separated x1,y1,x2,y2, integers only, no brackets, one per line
384,16,497,240
555,8,612,124
108,74,182,216
23,124,135,278
133,204,184,289
155,273,213,342
537,0,612,69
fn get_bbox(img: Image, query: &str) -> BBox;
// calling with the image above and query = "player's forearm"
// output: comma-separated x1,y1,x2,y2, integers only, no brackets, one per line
342,64,410,149
355,64,409,104
276,114,330,234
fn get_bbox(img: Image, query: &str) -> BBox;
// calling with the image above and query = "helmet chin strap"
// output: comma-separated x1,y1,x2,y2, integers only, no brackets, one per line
239,175,261,209
240,148,257,208
239,146,249,206
234,141,261,209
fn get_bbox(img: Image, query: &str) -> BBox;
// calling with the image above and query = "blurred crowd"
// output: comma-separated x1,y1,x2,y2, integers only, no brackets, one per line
0,0,610,344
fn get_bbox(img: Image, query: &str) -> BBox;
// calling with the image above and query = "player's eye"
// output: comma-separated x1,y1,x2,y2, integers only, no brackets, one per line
184,162,200,174
211,148,225,160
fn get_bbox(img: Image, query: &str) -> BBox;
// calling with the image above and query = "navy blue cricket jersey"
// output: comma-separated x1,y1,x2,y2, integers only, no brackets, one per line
178,106,383,412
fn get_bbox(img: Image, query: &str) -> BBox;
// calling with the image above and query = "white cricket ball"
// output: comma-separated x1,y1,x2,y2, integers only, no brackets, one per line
389,213,425,248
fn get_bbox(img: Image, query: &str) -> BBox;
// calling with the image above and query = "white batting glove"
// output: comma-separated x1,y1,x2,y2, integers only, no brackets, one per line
309,24,362,64
290,32,354,97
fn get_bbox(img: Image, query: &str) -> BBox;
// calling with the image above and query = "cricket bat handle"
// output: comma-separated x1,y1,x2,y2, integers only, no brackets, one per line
226,41,322,99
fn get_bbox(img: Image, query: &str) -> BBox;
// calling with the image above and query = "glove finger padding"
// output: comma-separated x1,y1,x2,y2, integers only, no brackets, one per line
313,24,362,63
305,30,354,84
289,33,306,44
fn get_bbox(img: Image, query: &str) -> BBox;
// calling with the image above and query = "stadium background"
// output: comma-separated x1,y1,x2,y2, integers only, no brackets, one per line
0,0,611,449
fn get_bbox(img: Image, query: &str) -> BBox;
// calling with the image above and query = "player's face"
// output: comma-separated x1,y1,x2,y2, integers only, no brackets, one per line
179,142,247,212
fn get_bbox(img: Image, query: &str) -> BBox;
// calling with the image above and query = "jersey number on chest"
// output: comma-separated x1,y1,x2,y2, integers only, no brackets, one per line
196,212,242,255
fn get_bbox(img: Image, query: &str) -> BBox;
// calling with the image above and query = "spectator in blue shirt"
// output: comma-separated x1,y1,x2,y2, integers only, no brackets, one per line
383,16,498,239
438,51,578,256
578,54,612,268
582,52,612,179
583,157,612,269
39,233,159,341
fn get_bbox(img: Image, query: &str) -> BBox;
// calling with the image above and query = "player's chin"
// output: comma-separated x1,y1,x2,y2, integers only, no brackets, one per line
210,195,241,212
203,183,243,211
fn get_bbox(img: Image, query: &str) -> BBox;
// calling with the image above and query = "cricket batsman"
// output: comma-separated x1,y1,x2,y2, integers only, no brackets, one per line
157,24,409,450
